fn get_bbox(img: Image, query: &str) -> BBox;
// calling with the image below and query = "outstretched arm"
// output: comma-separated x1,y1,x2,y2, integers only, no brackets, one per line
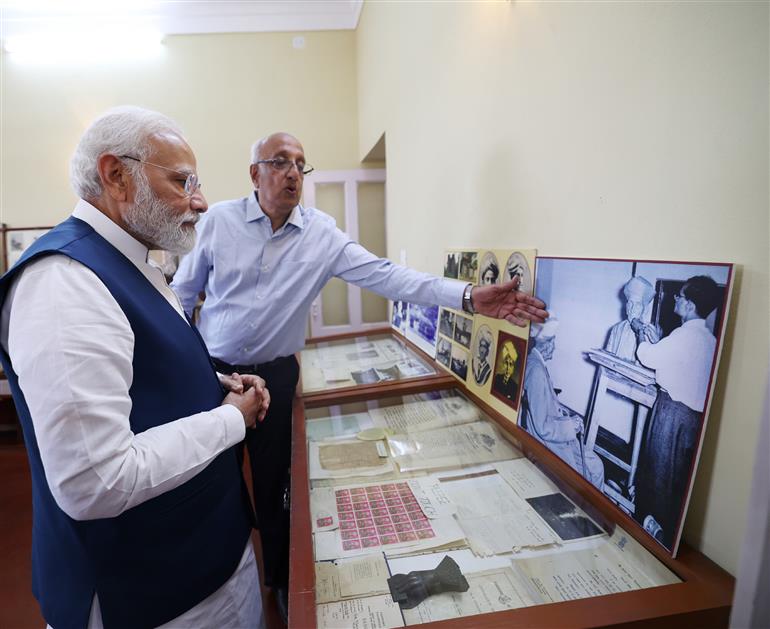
471,278,549,326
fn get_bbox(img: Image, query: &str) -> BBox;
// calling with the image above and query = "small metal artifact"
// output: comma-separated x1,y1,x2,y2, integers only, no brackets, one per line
388,555,469,609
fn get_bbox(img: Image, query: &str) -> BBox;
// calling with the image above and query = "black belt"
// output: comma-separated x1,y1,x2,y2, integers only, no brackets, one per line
211,355,295,376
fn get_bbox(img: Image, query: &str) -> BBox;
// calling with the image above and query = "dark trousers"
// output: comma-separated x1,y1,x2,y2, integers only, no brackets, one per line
212,355,299,590
634,389,701,550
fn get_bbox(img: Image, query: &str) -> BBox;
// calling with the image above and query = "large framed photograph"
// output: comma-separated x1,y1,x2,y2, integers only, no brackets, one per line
3,226,52,271
522,257,733,555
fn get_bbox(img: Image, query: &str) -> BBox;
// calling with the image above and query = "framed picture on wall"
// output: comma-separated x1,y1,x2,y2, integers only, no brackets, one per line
2,226,52,272
523,256,734,556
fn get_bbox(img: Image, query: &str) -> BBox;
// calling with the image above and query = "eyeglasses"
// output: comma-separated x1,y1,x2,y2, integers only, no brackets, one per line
256,157,314,176
120,155,201,196
674,291,687,301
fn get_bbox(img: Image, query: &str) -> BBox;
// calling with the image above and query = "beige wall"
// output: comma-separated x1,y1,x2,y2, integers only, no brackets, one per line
357,1,769,575
0,30,360,227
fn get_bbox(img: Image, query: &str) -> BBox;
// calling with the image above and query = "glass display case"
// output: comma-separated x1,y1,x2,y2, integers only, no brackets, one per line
299,329,450,401
289,384,733,628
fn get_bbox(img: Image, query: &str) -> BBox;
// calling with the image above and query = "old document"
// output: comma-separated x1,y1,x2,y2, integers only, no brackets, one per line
369,396,480,434
317,595,404,629
512,530,678,602
402,567,539,624
438,472,558,554
387,422,520,472
315,554,392,604
306,412,374,442
309,440,394,479
494,458,560,499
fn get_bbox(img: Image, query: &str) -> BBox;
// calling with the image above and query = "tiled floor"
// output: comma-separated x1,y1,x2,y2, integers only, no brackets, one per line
0,443,285,629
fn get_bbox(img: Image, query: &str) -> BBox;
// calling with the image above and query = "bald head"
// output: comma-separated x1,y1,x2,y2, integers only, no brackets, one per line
250,133,303,165
249,132,308,231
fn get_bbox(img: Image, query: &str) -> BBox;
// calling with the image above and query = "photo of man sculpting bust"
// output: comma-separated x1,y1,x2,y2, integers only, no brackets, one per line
605,276,655,361
522,319,605,489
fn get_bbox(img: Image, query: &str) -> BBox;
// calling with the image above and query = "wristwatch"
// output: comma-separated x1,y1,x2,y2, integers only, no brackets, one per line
462,284,475,315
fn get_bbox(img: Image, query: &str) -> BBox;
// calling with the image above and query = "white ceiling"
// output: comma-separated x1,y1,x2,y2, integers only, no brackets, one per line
0,1,364,40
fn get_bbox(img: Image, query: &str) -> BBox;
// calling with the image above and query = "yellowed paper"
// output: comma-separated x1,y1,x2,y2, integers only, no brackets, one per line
320,441,384,471
308,440,395,480
512,534,678,603
317,594,404,629
314,554,391,604
387,422,520,472
494,458,560,499
368,396,480,434
438,472,559,553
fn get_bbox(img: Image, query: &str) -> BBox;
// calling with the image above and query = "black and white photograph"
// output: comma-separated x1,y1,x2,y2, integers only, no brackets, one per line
479,251,501,286
457,251,478,283
436,338,452,369
504,251,532,295
524,257,733,555
453,314,473,348
391,300,407,334
526,493,603,541
490,331,527,411
450,343,469,381
438,308,455,338
350,366,399,385
443,251,460,279
3,227,51,271
470,324,494,387
405,303,439,357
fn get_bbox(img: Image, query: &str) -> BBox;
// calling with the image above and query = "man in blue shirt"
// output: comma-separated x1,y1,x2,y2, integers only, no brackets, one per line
171,132,548,614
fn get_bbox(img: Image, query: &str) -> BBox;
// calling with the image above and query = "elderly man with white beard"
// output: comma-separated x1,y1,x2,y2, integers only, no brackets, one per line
0,106,270,629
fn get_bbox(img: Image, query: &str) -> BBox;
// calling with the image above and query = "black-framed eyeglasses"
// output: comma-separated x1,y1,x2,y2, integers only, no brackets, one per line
120,155,201,196
256,157,314,176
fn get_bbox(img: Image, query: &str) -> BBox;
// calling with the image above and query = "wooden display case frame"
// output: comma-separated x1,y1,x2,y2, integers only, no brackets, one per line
289,333,734,628
299,327,454,405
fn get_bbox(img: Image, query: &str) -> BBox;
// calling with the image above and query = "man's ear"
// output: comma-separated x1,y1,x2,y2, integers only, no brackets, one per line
98,154,130,202
249,163,260,190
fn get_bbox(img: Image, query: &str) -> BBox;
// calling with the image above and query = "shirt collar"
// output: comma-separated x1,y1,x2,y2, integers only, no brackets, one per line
72,199,149,267
682,318,708,330
246,191,305,231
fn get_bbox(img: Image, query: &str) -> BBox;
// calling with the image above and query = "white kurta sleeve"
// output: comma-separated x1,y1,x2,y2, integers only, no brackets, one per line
6,255,245,521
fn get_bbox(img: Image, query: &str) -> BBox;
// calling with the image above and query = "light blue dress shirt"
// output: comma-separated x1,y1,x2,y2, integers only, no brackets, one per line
171,192,466,365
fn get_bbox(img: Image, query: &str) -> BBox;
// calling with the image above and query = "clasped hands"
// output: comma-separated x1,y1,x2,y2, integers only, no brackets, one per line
221,373,271,428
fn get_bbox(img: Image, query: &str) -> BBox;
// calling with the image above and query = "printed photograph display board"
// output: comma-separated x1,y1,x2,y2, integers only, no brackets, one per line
436,249,537,428
523,257,733,556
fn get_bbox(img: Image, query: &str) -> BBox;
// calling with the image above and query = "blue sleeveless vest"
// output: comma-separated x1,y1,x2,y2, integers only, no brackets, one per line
0,217,253,629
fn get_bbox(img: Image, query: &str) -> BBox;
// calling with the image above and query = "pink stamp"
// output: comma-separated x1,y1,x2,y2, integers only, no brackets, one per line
397,531,417,542
342,539,362,551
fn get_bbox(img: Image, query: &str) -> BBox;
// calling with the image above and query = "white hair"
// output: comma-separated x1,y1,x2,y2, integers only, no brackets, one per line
70,106,184,201
250,137,267,165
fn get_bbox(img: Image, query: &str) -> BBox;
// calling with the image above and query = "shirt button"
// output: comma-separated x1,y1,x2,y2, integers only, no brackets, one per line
262,264,269,271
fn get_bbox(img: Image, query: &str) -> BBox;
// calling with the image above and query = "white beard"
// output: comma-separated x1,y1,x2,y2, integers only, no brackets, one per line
123,172,198,254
